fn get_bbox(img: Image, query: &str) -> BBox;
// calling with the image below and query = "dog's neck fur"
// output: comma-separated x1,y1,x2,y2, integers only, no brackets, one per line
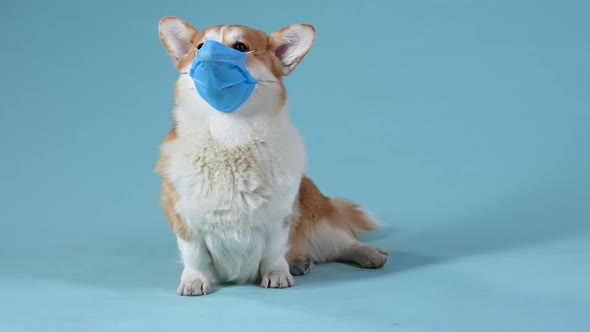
208,112,257,148
174,99,290,148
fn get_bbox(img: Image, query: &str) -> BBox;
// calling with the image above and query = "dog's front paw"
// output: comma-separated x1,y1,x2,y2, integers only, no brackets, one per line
261,271,294,288
177,276,211,296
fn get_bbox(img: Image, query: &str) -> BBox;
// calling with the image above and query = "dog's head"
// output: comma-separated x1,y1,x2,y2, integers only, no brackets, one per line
159,17,315,120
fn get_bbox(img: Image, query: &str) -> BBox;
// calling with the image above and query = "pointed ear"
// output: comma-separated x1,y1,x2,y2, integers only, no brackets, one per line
159,16,198,67
269,24,316,76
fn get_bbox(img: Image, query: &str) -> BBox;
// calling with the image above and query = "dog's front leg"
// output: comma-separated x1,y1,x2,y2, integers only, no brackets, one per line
259,222,294,288
176,236,214,296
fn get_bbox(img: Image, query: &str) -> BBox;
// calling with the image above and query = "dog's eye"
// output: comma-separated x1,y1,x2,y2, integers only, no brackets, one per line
197,43,204,50
233,42,248,52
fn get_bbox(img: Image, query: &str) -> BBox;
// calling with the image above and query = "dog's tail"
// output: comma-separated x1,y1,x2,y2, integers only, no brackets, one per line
329,197,384,236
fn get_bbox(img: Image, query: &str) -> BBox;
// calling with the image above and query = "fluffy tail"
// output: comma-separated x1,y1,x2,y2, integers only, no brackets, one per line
330,198,384,236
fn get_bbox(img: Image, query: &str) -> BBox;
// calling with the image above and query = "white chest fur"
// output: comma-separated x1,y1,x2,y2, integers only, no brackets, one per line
161,114,306,281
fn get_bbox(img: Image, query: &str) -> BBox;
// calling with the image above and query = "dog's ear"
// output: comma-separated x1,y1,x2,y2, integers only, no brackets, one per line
269,24,315,76
159,16,198,68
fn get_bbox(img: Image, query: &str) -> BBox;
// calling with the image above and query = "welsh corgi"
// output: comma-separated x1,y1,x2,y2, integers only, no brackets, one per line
155,16,388,296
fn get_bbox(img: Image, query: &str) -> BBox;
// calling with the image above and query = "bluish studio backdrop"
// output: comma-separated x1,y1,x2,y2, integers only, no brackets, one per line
0,1,589,331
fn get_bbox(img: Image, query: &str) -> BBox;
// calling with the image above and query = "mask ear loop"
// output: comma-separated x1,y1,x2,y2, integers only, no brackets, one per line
243,50,279,83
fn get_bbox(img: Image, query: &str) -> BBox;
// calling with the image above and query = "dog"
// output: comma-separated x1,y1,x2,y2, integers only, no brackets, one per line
155,16,388,296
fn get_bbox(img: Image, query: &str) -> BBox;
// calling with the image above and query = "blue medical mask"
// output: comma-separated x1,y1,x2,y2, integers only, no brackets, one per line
186,40,257,113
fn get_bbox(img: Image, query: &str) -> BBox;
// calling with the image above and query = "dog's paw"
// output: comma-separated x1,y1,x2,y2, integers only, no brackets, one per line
350,245,389,269
177,277,211,296
288,255,314,276
261,271,294,288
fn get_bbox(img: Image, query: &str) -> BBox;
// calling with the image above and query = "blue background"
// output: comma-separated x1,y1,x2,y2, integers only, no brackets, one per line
1,1,588,331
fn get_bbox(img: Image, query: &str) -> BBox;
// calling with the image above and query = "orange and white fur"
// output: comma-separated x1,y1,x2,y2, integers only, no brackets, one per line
155,17,388,296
